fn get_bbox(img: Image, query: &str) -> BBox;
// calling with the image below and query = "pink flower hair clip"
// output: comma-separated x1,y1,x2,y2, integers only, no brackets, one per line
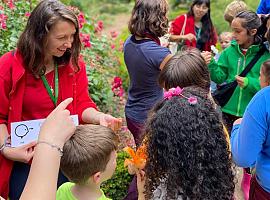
164,86,198,105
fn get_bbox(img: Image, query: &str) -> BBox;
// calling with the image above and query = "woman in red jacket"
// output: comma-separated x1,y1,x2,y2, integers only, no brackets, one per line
170,0,217,51
0,0,121,199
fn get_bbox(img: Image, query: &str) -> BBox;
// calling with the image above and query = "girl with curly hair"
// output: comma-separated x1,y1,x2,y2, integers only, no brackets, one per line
137,86,235,200
123,0,172,199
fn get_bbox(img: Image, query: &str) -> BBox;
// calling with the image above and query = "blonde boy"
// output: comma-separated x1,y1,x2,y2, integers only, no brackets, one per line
224,0,248,24
56,125,119,200
219,32,233,50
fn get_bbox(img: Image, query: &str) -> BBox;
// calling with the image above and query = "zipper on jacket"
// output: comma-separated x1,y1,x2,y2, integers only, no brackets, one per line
237,57,246,116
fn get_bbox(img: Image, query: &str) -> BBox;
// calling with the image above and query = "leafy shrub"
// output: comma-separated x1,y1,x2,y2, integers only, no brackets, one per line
0,0,37,56
101,151,133,200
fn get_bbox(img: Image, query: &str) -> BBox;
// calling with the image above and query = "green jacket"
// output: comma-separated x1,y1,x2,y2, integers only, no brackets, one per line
209,40,270,117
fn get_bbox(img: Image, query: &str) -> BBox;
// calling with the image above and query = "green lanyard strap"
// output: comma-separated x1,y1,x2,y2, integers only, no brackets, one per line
41,63,59,106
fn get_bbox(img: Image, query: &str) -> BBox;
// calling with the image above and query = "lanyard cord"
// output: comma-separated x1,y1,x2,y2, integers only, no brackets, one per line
41,63,59,107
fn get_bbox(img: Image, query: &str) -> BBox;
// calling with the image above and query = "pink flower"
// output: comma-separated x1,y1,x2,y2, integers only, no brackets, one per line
0,14,8,30
188,97,198,105
8,0,15,10
112,76,122,89
111,44,115,49
95,20,103,32
0,6,4,10
172,86,183,96
80,33,91,48
164,86,183,100
164,91,172,100
118,40,124,51
25,12,31,17
110,30,118,38
78,12,86,29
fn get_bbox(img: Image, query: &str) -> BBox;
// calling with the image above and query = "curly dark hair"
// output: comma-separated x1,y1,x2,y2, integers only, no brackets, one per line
144,87,235,200
128,0,169,38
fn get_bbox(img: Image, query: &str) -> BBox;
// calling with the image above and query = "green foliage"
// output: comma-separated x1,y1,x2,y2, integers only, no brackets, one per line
101,151,133,200
0,0,37,56
80,13,125,116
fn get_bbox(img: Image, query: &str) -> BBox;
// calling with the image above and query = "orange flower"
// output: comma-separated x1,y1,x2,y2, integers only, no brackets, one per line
124,145,147,170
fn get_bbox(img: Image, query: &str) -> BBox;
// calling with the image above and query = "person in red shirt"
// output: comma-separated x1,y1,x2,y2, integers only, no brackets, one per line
0,0,121,199
169,0,217,51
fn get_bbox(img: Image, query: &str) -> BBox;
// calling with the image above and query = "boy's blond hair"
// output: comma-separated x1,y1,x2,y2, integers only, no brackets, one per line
60,125,119,184
219,32,233,40
224,1,248,24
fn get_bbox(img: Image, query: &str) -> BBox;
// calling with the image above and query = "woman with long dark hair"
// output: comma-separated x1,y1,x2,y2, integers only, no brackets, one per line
170,0,217,51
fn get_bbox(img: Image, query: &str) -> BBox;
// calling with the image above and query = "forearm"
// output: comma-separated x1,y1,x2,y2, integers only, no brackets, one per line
169,34,185,42
20,144,61,200
208,59,227,84
82,107,103,124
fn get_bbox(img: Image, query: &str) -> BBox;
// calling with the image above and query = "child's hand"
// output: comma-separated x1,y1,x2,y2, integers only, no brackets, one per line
137,170,146,200
38,98,76,148
127,163,137,175
201,51,212,65
233,118,242,125
235,76,248,88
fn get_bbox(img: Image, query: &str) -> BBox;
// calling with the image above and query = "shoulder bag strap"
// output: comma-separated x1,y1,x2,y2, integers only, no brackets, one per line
180,14,187,36
239,46,266,77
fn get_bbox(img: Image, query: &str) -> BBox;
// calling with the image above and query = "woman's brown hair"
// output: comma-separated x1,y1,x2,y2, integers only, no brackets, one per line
159,47,210,91
128,0,169,38
17,0,81,76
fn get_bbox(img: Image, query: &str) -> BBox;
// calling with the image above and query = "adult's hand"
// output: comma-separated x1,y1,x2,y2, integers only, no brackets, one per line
183,33,196,42
98,113,122,132
38,98,76,148
2,142,36,163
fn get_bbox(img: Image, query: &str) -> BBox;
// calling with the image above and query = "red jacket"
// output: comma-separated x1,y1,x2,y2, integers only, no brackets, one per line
0,51,97,198
170,14,217,51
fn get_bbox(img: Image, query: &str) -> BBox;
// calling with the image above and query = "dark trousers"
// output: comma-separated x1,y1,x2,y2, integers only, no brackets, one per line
124,116,145,200
249,176,270,200
9,162,68,200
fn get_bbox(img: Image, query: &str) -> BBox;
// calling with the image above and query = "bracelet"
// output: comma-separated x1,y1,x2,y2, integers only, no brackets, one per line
37,141,63,156
0,136,11,154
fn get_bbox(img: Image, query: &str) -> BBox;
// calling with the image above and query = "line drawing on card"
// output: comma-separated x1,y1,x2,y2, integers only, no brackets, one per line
14,124,34,139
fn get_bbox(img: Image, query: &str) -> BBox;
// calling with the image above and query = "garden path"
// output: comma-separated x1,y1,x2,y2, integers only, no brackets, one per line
103,13,130,36
102,12,245,200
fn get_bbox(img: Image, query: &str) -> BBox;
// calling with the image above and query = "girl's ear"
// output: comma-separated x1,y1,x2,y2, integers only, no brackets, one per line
249,29,257,36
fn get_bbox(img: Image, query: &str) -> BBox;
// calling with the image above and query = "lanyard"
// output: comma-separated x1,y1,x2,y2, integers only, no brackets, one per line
41,63,59,106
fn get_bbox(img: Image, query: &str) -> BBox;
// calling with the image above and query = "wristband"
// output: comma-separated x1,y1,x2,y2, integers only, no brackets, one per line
0,136,11,154
37,141,63,156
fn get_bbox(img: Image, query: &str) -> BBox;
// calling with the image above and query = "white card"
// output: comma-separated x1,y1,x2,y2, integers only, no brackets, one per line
11,115,79,147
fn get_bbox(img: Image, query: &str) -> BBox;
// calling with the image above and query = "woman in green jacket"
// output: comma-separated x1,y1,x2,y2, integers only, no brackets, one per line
206,11,270,132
